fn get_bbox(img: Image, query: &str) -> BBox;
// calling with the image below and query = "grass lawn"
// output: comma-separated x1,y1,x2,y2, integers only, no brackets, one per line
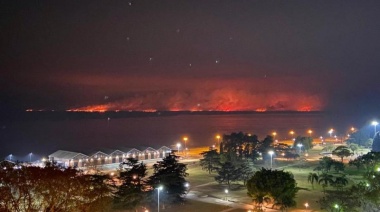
163,199,231,212
180,144,370,212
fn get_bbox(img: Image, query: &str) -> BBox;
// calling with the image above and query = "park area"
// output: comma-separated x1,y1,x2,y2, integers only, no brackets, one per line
163,144,375,212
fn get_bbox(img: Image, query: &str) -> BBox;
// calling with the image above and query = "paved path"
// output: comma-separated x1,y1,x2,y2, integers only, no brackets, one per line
186,191,278,212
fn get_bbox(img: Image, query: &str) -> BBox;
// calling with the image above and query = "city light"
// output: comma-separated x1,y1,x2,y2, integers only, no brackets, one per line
272,132,277,140
156,186,163,212
183,136,188,155
176,143,181,155
216,135,221,151
268,150,274,169
372,121,378,137
308,129,312,137
328,129,334,137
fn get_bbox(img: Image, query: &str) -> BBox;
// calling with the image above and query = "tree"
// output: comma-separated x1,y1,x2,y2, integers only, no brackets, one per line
199,149,220,174
308,172,319,189
294,136,314,152
147,154,188,205
247,168,300,211
332,146,353,162
0,164,114,212
215,161,239,188
318,173,334,194
332,160,345,173
332,175,348,191
314,157,335,173
348,143,359,155
114,158,148,210
318,190,361,212
238,159,255,185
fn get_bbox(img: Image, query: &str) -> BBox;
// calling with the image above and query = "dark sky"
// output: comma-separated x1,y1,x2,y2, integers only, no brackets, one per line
1,1,380,114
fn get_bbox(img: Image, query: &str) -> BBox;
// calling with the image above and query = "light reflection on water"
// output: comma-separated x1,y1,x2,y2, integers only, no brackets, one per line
0,112,367,158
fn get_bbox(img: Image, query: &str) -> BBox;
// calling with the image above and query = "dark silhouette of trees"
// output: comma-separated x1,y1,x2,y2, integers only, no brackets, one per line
332,146,353,162
147,154,188,205
114,158,147,210
247,168,300,211
199,149,220,174
294,136,314,152
308,173,319,189
214,161,239,188
0,164,114,212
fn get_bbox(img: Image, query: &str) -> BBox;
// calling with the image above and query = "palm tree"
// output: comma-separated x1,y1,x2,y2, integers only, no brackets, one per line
318,173,334,194
333,175,349,191
307,173,319,189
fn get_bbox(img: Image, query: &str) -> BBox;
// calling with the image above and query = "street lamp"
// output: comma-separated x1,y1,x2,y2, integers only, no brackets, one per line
308,130,312,137
9,154,12,161
216,135,221,151
372,121,378,137
289,131,295,139
224,189,229,201
329,129,334,137
183,137,188,155
272,132,277,140
268,151,274,169
29,153,32,163
156,186,163,212
176,143,181,155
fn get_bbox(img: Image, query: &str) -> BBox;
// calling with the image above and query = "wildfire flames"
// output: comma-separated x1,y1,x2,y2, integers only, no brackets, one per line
67,89,323,112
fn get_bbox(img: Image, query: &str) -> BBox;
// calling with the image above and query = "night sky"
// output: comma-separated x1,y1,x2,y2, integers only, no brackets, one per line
1,1,380,114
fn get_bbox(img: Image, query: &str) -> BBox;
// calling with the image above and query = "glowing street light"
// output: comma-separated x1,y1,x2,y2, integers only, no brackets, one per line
272,132,277,140
216,135,221,151
289,130,295,139
9,154,12,161
372,121,378,137
156,186,163,212
328,129,334,137
308,130,313,137
268,151,274,169
176,143,181,155
29,153,32,163
224,189,229,201
183,137,188,154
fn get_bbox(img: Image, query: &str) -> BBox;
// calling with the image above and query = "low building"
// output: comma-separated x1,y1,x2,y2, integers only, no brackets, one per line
48,150,89,167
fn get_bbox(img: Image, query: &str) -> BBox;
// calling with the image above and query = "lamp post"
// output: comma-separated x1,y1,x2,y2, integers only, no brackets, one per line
308,130,312,137
268,151,274,169
176,143,181,155
224,189,229,201
9,154,12,161
372,121,378,137
183,137,188,155
272,132,277,141
329,129,334,137
156,186,163,212
216,135,221,151
29,153,32,163
289,131,295,139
